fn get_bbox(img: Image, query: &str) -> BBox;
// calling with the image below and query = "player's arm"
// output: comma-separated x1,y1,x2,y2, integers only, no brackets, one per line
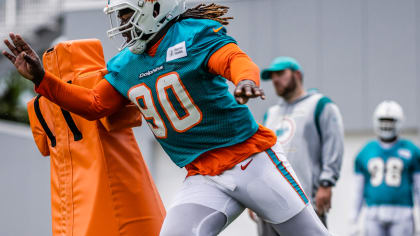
100,104,142,131
350,173,364,223
413,174,420,207
36,73,126,120
2,33,126,120
350,151,366,223
318,103,345,185
349,163,364,236
412,146,420,207
207,43,265,104
314,103,344,214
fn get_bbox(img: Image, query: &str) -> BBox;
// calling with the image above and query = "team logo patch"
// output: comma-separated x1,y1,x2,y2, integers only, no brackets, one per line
166,41,187,62
398,149,412,159
273,117,296,144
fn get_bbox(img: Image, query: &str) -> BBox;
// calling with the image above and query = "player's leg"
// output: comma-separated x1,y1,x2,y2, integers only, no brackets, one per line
160,204,227,236
255,206,327,236
257,219,279,236
365,218,388,236
389,217,414,236
160,174,244,236
271,204,328,235
220,143,330,235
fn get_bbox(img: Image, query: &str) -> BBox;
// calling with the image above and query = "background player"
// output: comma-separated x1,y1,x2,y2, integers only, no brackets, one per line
351,100,420,236
249,56,344,235
2,1,330,235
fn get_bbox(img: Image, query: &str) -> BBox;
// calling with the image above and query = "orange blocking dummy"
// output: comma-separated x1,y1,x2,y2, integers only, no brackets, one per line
27,39,165,236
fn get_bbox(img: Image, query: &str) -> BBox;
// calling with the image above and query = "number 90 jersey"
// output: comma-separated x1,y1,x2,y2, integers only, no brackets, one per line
355,139,420,207
105,18,259,167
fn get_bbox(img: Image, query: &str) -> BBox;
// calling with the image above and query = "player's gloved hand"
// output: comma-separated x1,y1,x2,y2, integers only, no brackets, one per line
315,186,332,215
234,80,265,104
2,33,45,86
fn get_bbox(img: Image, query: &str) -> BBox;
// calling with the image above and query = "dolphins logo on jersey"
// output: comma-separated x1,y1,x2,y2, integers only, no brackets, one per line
273,117,296,144
398,149,412,160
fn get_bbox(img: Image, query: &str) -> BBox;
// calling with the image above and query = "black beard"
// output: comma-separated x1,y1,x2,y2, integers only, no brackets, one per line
279,74,298,99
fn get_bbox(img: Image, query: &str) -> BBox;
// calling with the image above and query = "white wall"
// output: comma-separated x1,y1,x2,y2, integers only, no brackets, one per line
214,0,419,131
0,121,51,236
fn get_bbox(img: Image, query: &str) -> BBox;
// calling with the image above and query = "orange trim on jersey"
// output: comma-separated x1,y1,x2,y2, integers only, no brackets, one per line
208,43,260,86
156,72,203,133
185,124,277,177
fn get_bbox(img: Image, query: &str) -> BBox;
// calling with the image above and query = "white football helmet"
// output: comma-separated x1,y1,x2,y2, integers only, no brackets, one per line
373,100,404,140
104,0,185,54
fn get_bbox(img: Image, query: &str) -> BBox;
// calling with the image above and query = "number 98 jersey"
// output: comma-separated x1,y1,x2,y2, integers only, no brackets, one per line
105,18,259,168
355,139,420,207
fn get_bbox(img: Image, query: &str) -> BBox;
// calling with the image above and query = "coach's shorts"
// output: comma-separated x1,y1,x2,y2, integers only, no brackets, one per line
170,143,309,225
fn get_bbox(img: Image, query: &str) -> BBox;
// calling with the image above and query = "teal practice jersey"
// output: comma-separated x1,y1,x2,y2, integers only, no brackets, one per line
355,139,420,207
105,18,259,167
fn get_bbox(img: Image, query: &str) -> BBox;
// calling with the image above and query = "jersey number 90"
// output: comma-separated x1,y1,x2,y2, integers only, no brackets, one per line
367,157,404,187
128,72,202,138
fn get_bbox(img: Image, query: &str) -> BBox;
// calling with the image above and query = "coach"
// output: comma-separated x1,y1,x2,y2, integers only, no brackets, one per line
250,57,344,235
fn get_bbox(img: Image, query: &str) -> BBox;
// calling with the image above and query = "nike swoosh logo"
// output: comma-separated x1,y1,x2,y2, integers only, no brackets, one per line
241,159,253,171
213,26,223,33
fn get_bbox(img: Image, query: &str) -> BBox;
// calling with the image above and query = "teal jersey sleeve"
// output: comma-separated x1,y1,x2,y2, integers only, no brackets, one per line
185,19,237,69
354,145,367,174
354,141,376,175
414,147,420,173
105,48,142,98
407,141,420,173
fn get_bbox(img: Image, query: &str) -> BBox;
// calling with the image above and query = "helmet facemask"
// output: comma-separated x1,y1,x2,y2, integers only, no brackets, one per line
373,100,404,141
374,118,399,140
104,0,185,54
105,4,147,53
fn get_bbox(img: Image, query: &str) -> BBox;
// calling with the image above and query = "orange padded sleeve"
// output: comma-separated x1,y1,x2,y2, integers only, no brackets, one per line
208,43,260,86
100,104,142,132
35,71,127,121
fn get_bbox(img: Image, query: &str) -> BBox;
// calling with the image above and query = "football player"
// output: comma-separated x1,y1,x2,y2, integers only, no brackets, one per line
351,101,420,236
3,1,330,235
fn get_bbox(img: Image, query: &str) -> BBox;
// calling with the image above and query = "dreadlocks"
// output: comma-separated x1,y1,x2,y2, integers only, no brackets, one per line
180,3,233,25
